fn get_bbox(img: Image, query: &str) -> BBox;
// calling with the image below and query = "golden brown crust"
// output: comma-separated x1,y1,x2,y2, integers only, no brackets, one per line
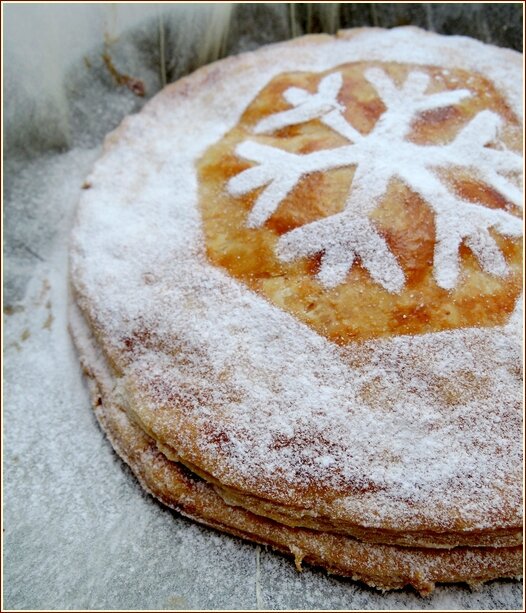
198,61,522,344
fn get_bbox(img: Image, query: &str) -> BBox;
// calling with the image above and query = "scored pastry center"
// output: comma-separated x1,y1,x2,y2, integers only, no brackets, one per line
198,62,522,344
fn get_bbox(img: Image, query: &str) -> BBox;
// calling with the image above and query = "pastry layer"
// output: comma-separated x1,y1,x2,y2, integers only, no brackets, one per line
69,300,523,595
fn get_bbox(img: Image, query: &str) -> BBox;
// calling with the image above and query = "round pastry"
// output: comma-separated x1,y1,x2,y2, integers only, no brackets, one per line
69,27,523,593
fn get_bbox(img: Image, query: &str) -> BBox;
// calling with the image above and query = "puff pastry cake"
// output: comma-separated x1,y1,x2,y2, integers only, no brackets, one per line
69,27,523,594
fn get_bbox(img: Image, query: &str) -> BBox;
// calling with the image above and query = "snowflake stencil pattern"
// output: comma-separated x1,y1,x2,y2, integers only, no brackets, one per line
227,69,523,292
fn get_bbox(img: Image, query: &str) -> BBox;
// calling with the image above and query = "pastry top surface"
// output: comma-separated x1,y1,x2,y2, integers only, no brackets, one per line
70,28,523,533
199,61,522,344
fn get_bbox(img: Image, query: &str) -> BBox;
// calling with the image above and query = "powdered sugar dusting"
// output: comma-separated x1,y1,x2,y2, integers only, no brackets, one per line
70,28,523,535
229,67,521,291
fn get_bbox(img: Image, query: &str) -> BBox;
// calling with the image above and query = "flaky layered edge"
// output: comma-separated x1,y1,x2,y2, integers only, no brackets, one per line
68,299,522,596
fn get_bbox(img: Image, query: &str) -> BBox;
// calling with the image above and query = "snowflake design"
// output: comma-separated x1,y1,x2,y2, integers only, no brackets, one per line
227,69,523,292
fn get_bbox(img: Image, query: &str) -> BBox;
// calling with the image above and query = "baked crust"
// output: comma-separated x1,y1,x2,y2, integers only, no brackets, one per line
69,300,522,595
69,27,523,588
199,61,521,344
